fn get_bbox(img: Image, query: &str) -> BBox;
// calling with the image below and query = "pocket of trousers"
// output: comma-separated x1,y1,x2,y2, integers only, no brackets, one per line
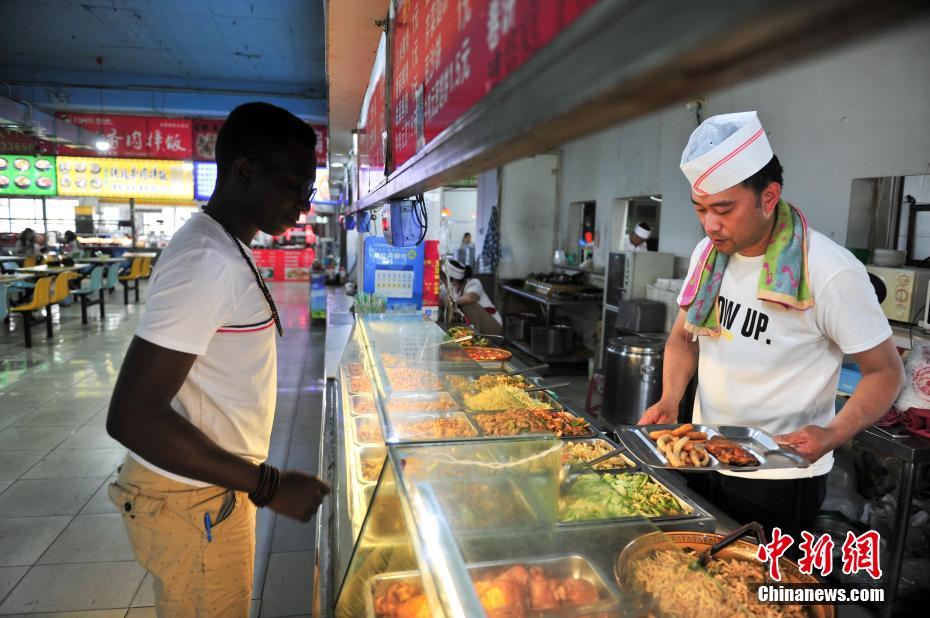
108,481,166,567
187,489,238,536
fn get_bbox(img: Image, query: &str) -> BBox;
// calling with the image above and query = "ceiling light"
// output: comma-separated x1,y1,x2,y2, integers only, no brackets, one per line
95,139,111,152
330,162,344,168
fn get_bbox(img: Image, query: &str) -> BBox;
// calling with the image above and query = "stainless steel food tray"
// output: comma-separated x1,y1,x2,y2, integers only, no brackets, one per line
353,446,386,486
385,411,480,442
619,424,810,471
560,437,638,472
444,373,533,394
558,471,703,526
349,394,377,416
366,554,620,617
382,391,460,415
469,409,596,439
456,386,564,412
352,415,385,446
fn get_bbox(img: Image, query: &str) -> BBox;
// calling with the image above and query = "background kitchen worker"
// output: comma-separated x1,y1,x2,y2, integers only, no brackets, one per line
107,102,330,616
441,258,502,335
640,111,903,544
620,222,651,252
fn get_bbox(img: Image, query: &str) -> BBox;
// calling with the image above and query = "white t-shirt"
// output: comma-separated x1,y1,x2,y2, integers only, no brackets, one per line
678,229,891,480
132,212,277,487
619,237,647,252
458,278,502,325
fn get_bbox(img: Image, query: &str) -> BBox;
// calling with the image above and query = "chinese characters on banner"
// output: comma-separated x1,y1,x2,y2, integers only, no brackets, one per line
757,528,883,581
56,156,194,200
56,113,193,159
390,0,599,169
359,74,387,196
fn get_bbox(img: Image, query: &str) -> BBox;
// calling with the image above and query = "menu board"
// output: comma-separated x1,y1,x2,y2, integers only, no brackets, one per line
57,156,194,200
193,161,217,201
391,0,598,168
57,113,193,160
0,155,57,196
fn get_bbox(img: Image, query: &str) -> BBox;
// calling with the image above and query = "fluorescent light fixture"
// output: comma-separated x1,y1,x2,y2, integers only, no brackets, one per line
330,162,344,168
95,139,111,152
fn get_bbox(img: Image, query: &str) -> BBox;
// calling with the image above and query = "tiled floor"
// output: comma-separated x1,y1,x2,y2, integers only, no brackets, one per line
0,281,322,617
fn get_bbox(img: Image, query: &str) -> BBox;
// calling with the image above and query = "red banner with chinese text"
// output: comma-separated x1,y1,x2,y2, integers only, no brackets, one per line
56,113,193,159
391,0,598,168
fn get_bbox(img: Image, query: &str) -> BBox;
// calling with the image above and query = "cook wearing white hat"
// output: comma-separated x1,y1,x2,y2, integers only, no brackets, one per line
637,111,902,549
621,222,652,252
440,258,502,333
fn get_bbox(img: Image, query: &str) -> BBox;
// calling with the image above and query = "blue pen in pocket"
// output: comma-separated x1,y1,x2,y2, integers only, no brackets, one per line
204,512,213,542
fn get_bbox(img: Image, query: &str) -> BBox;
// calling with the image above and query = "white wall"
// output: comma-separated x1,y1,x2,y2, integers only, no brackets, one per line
559,19,930,272
440,188,477,255
498,154,559,279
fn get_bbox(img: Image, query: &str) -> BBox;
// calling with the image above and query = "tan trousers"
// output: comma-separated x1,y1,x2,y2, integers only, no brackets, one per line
109,456,256,618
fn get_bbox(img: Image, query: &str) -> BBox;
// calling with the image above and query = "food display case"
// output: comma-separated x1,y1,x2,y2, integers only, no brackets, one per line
316,314,721,617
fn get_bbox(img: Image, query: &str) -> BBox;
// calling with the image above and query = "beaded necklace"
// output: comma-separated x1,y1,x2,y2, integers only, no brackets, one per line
202,207,283,337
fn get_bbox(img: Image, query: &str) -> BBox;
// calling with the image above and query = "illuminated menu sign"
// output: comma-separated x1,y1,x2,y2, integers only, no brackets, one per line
0,155,57,196
57,157,194,200
193,161,217,201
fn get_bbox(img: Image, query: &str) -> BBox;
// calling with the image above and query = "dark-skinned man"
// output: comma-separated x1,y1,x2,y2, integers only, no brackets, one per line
107,102,330,616
640,111,903,545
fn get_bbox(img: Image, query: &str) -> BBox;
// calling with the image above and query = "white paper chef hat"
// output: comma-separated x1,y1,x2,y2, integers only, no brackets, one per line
443,259,466,280
633,223,651,239
680,111,773,196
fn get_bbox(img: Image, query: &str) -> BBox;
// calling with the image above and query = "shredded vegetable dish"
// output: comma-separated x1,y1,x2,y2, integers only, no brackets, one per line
559,473,687,522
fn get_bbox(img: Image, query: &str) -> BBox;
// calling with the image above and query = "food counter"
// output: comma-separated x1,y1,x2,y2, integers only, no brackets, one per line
313,310,775,617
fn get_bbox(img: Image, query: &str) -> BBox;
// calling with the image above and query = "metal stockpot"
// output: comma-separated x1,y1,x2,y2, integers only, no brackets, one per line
603,335,665,427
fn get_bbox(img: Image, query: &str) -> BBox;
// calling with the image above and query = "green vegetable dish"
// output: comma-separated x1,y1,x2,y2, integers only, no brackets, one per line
558,473,689,522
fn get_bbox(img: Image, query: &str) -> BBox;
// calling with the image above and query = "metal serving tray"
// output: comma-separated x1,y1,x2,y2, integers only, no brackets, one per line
349,394,377,416
386,411,479,442
444,373,533,395
457,387,564,412
470,409,596,439
350,392,461,417
353,415,385,446
366,554,620,617
620,424,810,472
344,370,374,395
353,446,386,485
557,470,701,526
560,437,638,472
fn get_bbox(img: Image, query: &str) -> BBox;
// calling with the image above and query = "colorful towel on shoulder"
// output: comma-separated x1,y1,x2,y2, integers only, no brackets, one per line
679,199,813,337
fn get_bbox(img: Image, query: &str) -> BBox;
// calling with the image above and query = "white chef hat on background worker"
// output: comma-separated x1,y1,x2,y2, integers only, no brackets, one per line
680,111,773,195
633,223,651,240
443,259,466,280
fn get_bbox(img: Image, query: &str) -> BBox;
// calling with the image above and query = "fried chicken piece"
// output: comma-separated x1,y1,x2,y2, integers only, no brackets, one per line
706,436,759,466
555,577,599,606
494,565,529,588
528,567,560,609
394,594,430,618
475,579,526,617
374,582,420,615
